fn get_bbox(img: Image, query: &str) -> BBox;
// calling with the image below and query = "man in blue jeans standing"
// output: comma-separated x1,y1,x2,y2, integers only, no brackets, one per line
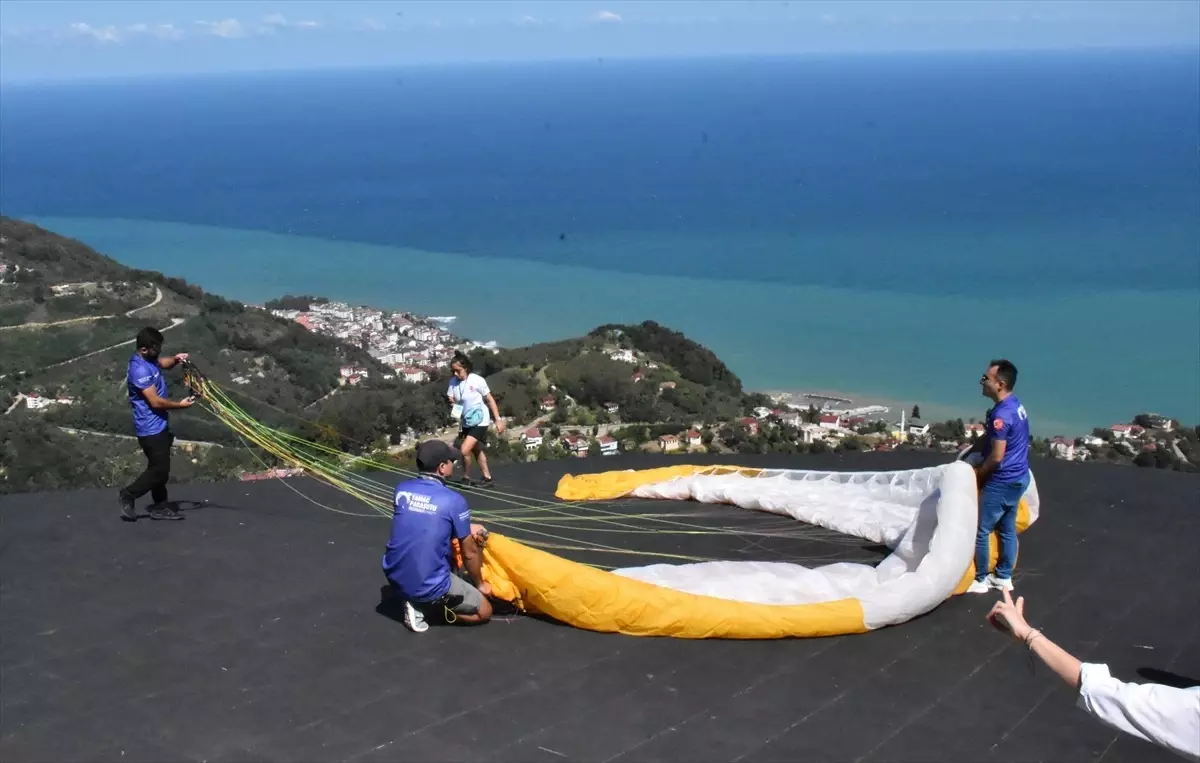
966,359,1031,594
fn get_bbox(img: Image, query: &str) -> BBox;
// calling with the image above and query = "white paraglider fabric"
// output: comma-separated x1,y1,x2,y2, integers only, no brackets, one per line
611,461,1031,630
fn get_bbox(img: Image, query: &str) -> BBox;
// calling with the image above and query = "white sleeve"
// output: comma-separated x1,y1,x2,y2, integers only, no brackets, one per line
1076,663,1200,761
473,374,491,396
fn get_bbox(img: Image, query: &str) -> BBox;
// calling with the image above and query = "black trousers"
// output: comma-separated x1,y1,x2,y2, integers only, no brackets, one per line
121,430,174,504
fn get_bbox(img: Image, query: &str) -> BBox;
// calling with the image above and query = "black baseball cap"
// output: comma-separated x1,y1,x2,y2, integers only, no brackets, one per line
415,440,461,472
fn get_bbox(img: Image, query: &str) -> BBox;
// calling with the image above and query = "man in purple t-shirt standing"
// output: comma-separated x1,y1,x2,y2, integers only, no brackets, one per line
965,358,1031,594
118,327,195,522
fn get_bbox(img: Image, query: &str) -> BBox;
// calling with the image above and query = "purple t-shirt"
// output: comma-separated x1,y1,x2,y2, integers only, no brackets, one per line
382,475,472,602
983,395,1031,483
126,354,168,437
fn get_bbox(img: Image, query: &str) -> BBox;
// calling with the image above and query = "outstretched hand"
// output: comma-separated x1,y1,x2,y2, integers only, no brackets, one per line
987,589,1032,641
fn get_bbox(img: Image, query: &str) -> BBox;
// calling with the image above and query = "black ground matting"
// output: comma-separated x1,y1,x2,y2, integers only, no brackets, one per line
2,451,1197,762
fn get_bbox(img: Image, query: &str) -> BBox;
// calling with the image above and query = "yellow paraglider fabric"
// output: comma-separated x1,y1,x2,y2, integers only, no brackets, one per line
555,464,763,501
553,463,1037,603
481,534,867,639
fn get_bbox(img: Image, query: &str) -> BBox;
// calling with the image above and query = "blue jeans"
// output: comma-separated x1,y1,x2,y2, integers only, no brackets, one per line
975,472,1030,581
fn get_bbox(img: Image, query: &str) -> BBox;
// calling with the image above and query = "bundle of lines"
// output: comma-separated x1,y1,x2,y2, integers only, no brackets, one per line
181,361,874,570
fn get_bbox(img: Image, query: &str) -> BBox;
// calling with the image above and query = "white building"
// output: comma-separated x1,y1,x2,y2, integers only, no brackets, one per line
521,428,544,451
25,394,73,410
399,367,428,384
798,423,825,444
819,414,844,430
1050,438,1076,461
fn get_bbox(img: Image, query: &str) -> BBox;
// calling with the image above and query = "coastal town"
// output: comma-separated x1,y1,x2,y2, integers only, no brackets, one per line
250,297,1196,473
5,271,1195,474
262,299,494,387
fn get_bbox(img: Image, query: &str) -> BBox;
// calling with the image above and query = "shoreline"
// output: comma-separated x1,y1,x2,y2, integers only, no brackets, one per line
758,387,989,428
21,215,1196,439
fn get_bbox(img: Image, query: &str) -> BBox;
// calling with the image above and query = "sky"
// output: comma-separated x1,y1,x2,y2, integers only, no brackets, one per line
1,0,1197,82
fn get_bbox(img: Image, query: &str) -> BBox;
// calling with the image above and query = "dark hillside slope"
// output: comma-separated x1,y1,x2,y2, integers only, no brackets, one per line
0,218,386,436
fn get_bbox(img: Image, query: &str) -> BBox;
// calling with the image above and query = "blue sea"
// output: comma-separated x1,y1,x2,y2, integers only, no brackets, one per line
2,50,1198,436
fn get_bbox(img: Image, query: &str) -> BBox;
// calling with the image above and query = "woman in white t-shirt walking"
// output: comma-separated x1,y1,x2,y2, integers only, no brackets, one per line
446,352,505,486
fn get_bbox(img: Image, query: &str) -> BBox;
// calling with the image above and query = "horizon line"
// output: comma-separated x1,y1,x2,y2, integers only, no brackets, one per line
3,43,1197,88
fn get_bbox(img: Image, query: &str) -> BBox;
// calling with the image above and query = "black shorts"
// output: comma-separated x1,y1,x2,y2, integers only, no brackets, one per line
456,426,489,447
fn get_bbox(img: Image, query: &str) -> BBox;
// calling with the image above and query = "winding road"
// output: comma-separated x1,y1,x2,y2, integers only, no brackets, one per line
1,315,187,381
0,286,163,332
40,316,187,371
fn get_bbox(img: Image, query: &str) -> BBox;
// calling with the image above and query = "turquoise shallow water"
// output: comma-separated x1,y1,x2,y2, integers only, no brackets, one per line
5,55,1198,437
30,216,1200,437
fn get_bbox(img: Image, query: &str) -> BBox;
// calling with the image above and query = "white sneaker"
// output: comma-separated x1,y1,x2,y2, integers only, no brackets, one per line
403,601,429,633
966,580,991,594
986,575,1014,591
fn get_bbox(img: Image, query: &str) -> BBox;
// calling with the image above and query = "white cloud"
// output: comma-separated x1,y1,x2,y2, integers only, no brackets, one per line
516,15,542,27
592,10,622,24
195,19,246,38
257,14,319,33
69,22,121,43
819,13,837,25
354,17,387,32
126,23,184,40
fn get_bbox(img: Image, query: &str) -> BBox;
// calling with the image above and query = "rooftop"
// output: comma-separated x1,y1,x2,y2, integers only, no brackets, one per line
2,452,1197,762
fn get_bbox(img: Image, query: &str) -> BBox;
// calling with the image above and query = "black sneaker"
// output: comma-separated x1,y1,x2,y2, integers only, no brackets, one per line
478,477,494,488
148,503,184,521
119,495,137,522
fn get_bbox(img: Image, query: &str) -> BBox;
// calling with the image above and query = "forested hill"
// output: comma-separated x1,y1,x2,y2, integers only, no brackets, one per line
591,322,746,395
288,322,770,456
0,217,393,491
0,217,768,494
0,217,386,427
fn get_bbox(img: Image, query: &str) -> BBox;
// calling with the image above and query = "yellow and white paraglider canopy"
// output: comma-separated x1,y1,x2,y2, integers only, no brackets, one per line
478,460,1039,639
183,363,1038,641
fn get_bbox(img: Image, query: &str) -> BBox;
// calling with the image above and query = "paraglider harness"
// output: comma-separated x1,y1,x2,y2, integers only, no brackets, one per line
437,527,489,624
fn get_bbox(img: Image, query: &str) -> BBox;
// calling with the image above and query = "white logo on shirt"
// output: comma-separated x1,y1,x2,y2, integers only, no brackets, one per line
397,491,439,514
